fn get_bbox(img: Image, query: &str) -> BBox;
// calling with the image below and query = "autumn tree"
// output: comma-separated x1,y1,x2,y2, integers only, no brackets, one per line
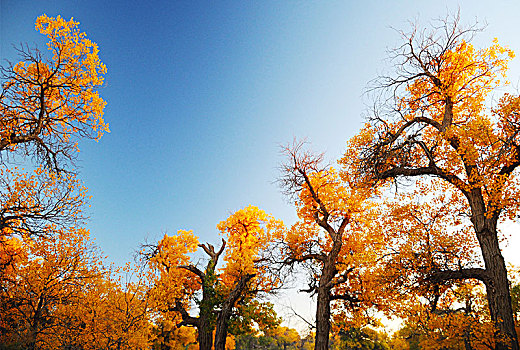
278,142,385,350
234,326,302,350
70,262,153,350
150,229,222,350
149,206,283,350
0,228,103,350
0,14,108,285
343,13,520,350
0,14,108,171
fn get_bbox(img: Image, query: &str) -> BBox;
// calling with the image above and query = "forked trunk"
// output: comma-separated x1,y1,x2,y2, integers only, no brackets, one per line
214,273,255,350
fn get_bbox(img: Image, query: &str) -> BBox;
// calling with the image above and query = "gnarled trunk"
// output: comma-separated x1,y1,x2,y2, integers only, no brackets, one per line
314,253,338,350
197,317,213,350
469,193,518,350
214,273,255,350
478,227,518,350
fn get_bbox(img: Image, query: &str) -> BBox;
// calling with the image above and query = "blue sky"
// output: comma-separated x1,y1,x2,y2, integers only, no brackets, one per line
2,1,520,314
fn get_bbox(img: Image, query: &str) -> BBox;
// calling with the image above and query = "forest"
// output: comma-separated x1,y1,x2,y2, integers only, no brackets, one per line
1,12,520,350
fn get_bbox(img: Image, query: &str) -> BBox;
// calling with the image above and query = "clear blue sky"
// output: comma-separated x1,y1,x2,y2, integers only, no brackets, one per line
2,0,520,272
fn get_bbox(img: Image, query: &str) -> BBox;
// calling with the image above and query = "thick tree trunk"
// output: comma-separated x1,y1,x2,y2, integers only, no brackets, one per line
314,287,332,350
214,274,255,350
314,254,338,350
197,318,213,350
478,228,518,350
469,197,519,350
214,312,229,350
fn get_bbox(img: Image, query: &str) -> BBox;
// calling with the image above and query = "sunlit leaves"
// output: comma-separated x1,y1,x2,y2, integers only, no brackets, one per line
0,15,108,169
218,205,283,289
150,230,200,304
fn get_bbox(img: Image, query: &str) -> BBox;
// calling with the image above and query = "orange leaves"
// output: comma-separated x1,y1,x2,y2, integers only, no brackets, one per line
297,169,351,225
0,165,88,239
404,38,513,120
34,14,108,136
151,230,201,302
401,282,500,350
284,221,320,260
150,322,197,350
154,230,199,269
218,205,282,279
0,14,108,170
0,227,108,349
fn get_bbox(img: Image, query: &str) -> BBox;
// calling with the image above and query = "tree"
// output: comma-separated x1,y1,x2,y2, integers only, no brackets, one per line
278,142,385,350
149,206,283,350
214,205,284,350
234,326,302,350
0,14,108,171
0,228,103,350
148,229,214,349
0,14,107,283
338,327,390,350
343,13,520,350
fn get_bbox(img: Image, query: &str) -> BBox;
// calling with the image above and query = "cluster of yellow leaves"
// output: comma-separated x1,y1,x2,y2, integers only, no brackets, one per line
283,221,320,261
297,169,351,224
218,205,283,290
0,236,24,276
0,228,153,350
0,165,88,238
36,14,108,139
150,230,200,303
402,282,500,350
407,39,513,115
1,14,108,156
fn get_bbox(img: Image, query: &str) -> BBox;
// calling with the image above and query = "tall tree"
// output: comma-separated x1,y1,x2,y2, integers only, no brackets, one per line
279,142,384,350
0,14,108,171
343,14,520,349
149,206,283,350
0,14,108,280
0,228,103,350
215,205,283,350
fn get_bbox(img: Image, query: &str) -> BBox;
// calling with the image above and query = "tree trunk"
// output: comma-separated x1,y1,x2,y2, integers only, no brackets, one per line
314,286,332,350
214,273,255,350
470,198,519,350
478,228,518,350
197,321,213,350
214,311,229,350
313,234,342,350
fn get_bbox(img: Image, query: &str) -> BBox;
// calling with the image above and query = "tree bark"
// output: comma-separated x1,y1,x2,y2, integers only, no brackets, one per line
314,251,340,350
314,286,332,350
477,224,518,350
468,192,518,350
197,317,213,350
214,273,255,350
